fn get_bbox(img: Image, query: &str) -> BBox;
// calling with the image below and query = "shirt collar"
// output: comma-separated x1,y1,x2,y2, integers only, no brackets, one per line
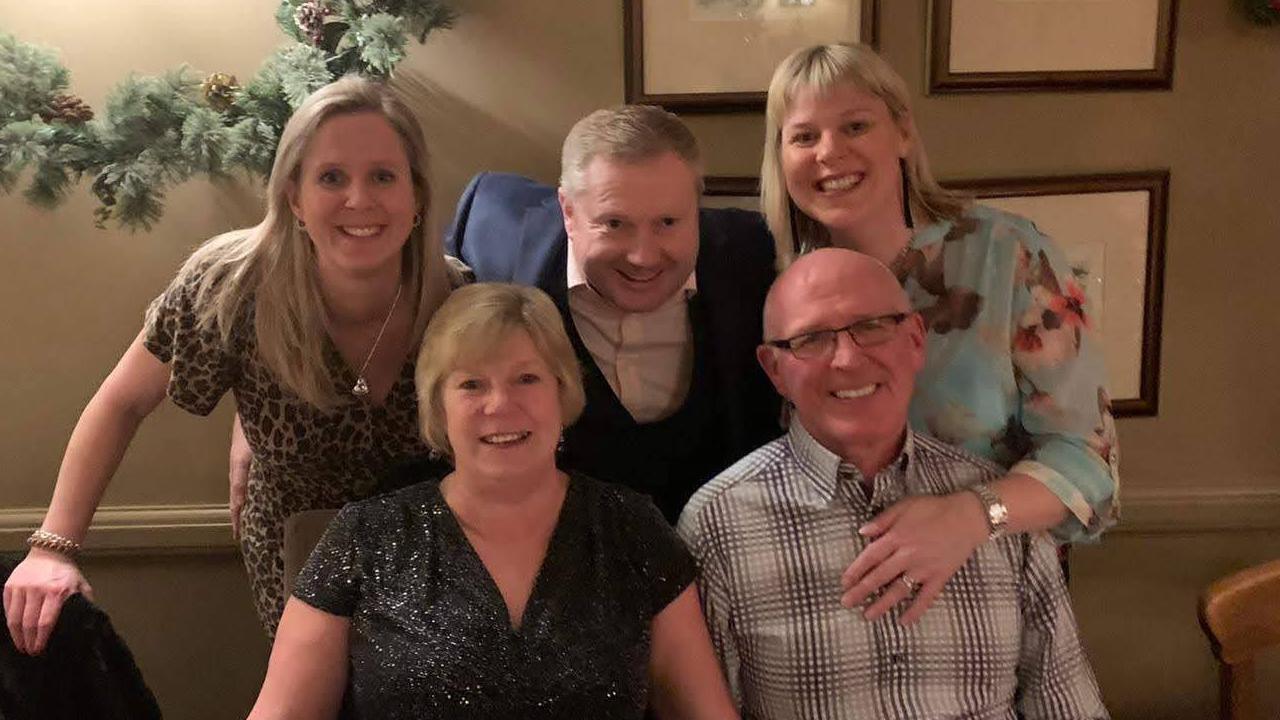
786,417,916,505
565,235,697,298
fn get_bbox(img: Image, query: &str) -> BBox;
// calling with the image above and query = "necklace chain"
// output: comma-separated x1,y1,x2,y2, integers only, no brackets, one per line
351,283,402,398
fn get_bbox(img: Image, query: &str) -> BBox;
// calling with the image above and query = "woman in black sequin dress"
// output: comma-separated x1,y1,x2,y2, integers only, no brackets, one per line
247,284,738,719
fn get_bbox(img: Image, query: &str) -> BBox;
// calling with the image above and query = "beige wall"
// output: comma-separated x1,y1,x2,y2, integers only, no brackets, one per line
1,1,1277,718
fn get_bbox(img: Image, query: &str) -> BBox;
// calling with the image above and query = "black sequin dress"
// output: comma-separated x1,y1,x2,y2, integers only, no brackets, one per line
292,474,698,720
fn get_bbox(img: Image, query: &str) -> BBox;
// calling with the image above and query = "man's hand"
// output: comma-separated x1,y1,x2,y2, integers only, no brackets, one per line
840,492,989,625
229,413,251,541
3,548,94,655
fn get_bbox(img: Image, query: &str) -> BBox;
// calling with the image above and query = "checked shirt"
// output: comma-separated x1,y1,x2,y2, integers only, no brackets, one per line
677,421,1108,720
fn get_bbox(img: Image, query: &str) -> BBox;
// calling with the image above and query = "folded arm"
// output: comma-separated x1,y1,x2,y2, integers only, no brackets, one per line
843,227,1119,622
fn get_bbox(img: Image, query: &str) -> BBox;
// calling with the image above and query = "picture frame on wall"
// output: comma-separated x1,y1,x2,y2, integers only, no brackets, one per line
701,171,1169,417
625,0,879,112
946,172,1168,416
928,0,1179,93
702,175,761,208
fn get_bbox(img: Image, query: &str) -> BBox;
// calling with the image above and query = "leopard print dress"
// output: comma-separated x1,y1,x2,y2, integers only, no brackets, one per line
143,261,438,637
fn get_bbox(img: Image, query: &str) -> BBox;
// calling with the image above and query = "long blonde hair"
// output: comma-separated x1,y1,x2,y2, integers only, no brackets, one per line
182,75,451,409
760,43,969,268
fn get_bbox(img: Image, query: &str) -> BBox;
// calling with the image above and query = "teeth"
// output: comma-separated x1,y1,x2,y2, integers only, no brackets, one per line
833,384,876,400
819,174,862,192
341,226,380,237
620,271,659,283
481,432,528,445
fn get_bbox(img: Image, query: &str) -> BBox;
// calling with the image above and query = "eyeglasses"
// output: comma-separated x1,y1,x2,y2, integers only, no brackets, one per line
765,313,910,360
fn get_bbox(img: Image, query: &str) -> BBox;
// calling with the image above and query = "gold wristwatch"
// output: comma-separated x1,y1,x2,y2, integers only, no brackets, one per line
967,483,1009,540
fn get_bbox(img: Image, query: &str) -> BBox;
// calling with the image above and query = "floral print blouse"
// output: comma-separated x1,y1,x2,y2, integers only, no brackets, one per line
900,204,1119,542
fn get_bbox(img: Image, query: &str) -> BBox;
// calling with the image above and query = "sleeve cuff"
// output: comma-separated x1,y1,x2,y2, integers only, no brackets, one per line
1010,456,1117,543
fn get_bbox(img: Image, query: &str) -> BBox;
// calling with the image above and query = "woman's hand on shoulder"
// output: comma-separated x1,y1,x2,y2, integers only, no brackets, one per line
840,492,988,625
3,547,94,655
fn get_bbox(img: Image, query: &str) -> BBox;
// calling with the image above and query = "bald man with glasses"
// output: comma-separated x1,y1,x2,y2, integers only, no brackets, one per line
678,248,1107,720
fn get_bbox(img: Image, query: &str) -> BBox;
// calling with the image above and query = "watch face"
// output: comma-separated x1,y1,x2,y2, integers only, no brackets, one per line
990,503,1009,527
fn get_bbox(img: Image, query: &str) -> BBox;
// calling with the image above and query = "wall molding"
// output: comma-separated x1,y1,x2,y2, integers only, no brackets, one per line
1113,488,1280,534
0,504,234,554
1,488,1277,554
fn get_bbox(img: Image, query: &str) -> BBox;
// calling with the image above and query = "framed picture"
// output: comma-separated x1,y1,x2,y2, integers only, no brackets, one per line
625,0,879,112
703,175,761,208
928,0,1179,93
701,171,1169,417
945,171,1168,416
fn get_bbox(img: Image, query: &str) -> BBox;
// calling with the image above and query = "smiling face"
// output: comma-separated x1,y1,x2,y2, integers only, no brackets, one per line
758,249,924,468
442,330,564,480
288,111,418,282
558,151,700,313
780,82,911,247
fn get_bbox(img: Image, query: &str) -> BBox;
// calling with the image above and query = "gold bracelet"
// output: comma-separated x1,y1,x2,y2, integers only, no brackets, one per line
26,529,82,558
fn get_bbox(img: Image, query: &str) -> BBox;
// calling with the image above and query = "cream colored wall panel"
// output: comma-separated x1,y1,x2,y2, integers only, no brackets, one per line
1074,531,1280,719
76,552,269,720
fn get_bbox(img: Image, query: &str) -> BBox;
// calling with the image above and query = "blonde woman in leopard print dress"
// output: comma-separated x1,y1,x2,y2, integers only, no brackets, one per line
4,75,454,647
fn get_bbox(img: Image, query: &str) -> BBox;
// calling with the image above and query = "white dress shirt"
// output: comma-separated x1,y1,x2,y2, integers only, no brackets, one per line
566,241,696,423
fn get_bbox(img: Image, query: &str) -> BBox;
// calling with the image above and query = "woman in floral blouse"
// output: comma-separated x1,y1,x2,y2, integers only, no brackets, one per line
758,43,1118,623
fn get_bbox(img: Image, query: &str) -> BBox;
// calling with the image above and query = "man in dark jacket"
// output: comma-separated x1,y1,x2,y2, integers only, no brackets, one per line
446,105,779,521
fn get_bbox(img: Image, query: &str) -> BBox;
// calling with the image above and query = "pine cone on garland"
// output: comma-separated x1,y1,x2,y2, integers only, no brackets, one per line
39,93,94,124
294,0,327,46
201,72,241,111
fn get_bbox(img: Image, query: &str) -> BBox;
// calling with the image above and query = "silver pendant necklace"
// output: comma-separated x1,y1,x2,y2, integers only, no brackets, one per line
352,283,402,398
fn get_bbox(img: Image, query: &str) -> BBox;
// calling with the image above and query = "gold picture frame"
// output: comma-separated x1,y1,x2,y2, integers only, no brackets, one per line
625,0,879,112
946,171,1168,416
928,0,1180,94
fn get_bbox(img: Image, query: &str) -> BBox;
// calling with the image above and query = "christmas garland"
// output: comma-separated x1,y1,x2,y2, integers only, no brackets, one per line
1240,0,1280,25
0,0,456,230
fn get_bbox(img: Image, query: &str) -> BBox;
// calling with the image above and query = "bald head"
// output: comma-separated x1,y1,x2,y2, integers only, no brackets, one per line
763,248,910,341
756,247,924,475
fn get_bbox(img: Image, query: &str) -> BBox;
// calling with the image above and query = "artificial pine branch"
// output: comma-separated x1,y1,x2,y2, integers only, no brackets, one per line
350,13,409,76
0,34,70,122
266,45,334,107
181,108,234,175
0,0,457,231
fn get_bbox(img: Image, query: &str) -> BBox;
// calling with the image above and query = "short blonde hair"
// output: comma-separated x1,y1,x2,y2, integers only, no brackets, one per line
760,43,969,268
559,104,703,196
415,283,586,457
